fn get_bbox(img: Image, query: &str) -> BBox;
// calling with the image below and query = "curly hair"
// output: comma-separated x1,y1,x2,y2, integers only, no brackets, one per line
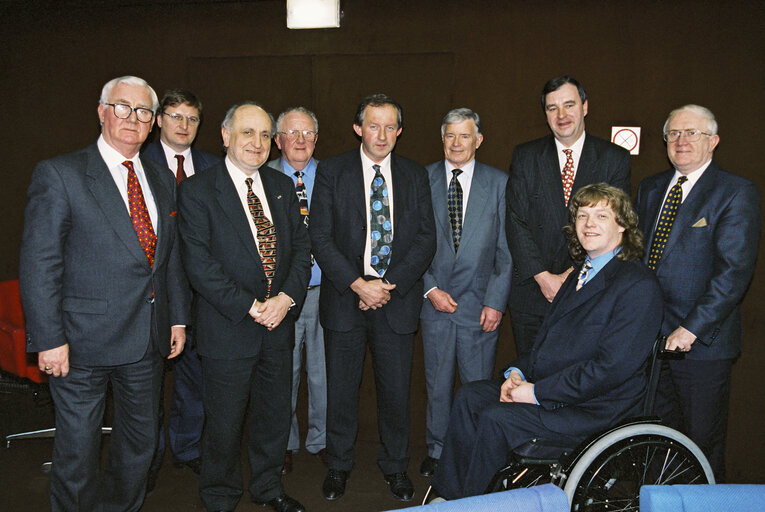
563,183,645,264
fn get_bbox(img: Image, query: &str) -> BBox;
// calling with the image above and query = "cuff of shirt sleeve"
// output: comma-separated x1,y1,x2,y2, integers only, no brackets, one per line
424,286,437,299
504,366,526,381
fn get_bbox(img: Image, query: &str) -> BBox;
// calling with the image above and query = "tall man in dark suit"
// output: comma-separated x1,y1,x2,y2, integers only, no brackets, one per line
143,88,221,489
19,75,190,512
310,94,436,502
178,102,310,512
419,108,512,478
636,105,761,482
268,107,327,475
429,184,662,500
507,76,631,359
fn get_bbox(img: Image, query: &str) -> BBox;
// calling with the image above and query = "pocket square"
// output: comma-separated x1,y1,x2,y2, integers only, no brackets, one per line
692,217,707,227
169,211,177,217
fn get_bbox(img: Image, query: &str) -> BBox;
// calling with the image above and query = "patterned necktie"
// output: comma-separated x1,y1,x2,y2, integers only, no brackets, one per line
576,260,593,291
245,177,277,297
370,164,392,276
174,154,186,184
124,160,157,268
647,176,688,271
562,149,575,205
448,169,464,251
294,170,310,227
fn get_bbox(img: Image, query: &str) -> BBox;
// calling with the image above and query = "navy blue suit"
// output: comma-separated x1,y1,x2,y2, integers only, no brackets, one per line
142,140,221,470
431,257,663,499
636,161,761,480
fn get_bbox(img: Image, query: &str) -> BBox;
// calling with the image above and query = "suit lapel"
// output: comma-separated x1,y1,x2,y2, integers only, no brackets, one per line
458,162,489,253
214,166,264,269
550,257,620,320
539,137,568,228
260,170,289,277
571,136,598,193
349,153,367,220
641,172,673,257
85,147,151,268
429,162,453,251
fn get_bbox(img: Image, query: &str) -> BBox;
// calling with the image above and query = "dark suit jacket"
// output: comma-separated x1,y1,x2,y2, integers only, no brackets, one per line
20,143,190,365
142,139,221,176
636,161,761,360
511,258,663,437
421,160,512,326
506,134,631,316
177,162,311,359
310,150,436,334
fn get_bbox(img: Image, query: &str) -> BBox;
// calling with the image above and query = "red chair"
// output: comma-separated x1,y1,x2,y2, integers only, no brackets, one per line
0,279,47,383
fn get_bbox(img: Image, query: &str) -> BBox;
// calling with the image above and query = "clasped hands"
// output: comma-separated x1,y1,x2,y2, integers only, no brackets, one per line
352,277,396,311
499,370,536,404
249,293,293,331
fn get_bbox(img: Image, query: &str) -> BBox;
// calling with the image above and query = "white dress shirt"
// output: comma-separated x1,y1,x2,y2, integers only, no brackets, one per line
226,157,273,253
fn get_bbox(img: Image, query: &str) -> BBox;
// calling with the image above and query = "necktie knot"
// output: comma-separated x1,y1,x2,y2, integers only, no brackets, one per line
452,168,462,178
245,177,254,190
294,170,303,179
677,176,688,186
122,160,134,172
576,260,593,290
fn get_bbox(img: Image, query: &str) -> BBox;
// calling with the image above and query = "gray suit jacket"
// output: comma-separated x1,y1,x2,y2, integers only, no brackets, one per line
421,160,512,326
20,143,190,366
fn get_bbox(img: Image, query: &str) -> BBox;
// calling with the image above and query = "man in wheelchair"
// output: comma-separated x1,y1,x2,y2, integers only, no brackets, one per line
428,183,664,501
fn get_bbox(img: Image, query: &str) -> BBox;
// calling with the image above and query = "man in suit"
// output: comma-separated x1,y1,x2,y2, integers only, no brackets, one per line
143,88,221,490
310,93,436,502
429,183,662,501
268,107,327,475
419,108,512,478
507,75,631,359
178,101,311,512
636,105,761,482
19,75,190,512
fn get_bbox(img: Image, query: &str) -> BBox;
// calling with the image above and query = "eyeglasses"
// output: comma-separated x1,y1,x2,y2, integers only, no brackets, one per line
664,129,712,143
163,112,201,125
104,103,155,123
279,129,317,142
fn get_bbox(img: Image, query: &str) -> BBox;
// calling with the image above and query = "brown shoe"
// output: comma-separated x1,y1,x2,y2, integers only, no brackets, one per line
281,451,293,475
314,448,328,466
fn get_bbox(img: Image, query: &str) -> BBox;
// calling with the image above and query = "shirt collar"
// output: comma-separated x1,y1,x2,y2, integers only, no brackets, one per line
97,134,139,168
554,131,586,156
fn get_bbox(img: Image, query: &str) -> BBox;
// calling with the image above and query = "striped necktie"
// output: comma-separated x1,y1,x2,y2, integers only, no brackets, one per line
245,177,277,297
576,260,593,291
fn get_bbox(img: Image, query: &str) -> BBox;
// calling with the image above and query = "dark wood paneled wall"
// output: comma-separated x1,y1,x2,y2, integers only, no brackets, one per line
1,0,763,482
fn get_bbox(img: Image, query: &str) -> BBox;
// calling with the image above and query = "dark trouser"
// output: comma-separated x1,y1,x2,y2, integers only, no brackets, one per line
49,345,163,512
324,308,413,475
199,344,292,512
151,334,204,473
508,309,544,360
654,357,733,482
430,379,581,500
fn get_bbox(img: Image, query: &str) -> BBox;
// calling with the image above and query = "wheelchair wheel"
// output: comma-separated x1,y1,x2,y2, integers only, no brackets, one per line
563,424,714,511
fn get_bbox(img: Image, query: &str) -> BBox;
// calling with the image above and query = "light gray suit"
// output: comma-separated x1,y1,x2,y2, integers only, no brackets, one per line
420,159,512,459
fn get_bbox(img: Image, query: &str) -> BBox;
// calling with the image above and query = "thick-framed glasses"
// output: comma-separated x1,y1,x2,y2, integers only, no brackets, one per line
279,129,317,142
163,112,201,125
104,103,155,123
664,129,712,143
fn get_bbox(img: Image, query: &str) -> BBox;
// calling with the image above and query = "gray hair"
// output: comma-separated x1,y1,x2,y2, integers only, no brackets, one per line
221,101,275,136
276,107,319,134
99,76,159,111
663,104,718,136
440,107,482,136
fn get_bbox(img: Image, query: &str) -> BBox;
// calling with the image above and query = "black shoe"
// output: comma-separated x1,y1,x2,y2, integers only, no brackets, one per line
384,471,414,501
174,457,201,475
419,456,439,477
146,467,159,494
322,469,348,500
253,493,306,512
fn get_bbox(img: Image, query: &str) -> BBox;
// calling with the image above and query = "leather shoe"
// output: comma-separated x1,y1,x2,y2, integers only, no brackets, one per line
314,447,328,466
281,451,293,475
253,493,306,512
174,457,201,475
419,456,439,477
384,471,414,501
322,469,348,500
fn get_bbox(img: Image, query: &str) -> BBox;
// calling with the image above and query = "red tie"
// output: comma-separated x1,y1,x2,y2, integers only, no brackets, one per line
175,154,186,184
562,149,575,205
124,161,157,268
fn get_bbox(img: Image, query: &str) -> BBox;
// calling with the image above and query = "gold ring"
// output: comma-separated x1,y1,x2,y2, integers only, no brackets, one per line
44,366,51,371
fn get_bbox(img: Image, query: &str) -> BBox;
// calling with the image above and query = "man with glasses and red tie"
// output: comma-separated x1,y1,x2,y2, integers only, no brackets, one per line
268,107,328,476
20,75,190,511
636,105,761,483
142,88,221,492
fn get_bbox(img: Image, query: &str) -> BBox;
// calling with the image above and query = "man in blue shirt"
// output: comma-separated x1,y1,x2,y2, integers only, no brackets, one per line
428,183,663,500
268,107,327,475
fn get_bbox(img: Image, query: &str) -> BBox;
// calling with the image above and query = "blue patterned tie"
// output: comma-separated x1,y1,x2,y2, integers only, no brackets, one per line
647,176,688,271
370,164,392,276
576,260,593,291
447,169,463,251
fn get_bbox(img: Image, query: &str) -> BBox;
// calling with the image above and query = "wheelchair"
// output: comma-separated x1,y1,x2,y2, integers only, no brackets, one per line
486,338,715,511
